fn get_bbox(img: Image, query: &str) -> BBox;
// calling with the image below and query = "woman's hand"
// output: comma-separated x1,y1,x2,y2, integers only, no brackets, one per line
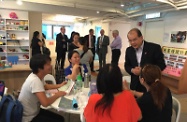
72,64,80,74
123,80,129,90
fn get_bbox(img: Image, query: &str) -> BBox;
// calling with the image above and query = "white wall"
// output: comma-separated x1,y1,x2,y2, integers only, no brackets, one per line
131,10,187,49
0,9,28,20
162,10,187,48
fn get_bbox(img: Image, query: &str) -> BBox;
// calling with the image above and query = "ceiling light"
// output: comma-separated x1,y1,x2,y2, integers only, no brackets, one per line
17,0,23,5
1,0,3,1
121,4,124,7
96,11,100,14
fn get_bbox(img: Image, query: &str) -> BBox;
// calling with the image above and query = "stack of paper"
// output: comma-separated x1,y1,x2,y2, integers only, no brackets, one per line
58,80,75,94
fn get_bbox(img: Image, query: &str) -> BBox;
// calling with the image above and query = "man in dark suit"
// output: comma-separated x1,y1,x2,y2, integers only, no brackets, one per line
96,29,109,71
125,28,166,92
84,29,96,72
55,26,69,69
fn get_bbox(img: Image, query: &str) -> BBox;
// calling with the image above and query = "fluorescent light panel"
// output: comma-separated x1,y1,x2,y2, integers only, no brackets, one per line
146,12,161,19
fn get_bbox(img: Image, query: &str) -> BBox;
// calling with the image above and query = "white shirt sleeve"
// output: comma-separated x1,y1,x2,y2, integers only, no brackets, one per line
30,78,45,93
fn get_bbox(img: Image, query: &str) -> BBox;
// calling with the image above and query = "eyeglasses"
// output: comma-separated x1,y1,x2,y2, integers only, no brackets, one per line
128,37,139,43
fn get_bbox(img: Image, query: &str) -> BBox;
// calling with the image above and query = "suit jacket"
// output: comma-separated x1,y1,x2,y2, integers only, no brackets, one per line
84,35,96,50
96,35,109,54
55,33,69,52
125,41,166,92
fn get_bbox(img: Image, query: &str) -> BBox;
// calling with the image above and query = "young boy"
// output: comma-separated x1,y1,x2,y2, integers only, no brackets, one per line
18,54,66,122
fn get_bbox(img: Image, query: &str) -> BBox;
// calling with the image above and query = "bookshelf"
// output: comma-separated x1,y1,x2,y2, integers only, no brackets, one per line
0,18,29,64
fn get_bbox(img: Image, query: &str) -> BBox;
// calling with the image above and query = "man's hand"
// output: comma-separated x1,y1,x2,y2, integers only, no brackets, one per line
132,67,141,76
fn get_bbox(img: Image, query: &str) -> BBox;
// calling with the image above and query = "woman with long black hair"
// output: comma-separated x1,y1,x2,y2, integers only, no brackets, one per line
84,64,142,122
31,31,43,56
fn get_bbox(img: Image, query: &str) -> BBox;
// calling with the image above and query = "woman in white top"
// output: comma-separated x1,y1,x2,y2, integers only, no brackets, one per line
75,37,93,75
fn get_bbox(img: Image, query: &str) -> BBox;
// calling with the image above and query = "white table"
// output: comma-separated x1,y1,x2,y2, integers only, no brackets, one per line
51,87,90,114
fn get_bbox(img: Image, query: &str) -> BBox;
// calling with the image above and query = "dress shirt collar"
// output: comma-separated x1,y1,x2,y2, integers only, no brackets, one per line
135,40,144,51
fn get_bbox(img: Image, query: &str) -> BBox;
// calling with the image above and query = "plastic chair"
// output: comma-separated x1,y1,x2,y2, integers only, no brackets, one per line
7,56,19,65
44,74,56,84
41,74,56,110
172,96,181,122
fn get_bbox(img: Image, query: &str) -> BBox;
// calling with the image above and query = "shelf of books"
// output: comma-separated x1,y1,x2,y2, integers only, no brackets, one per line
161,46,187,94
0,18,29,64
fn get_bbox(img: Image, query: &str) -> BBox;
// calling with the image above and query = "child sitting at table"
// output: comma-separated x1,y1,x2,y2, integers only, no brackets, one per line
65,50,88,81
84,64,142,122
18,54,66,122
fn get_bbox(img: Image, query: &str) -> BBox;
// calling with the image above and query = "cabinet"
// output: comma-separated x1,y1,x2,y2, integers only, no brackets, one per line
0,18,29,64
161,46,187,94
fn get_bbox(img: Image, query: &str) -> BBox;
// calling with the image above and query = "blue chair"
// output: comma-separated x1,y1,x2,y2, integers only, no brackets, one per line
7,56,19,65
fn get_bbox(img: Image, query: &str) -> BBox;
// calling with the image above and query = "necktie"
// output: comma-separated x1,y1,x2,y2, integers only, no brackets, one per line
99,36,103,48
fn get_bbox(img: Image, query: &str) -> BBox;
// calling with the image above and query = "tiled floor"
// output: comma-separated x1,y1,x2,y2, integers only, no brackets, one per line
51,57,187,122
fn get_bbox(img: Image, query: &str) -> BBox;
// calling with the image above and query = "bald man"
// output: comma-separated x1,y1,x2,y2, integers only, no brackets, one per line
125,28,166,92
96,29,109,70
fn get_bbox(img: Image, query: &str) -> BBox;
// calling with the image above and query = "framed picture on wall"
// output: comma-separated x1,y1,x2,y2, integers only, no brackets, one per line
170,31,186,43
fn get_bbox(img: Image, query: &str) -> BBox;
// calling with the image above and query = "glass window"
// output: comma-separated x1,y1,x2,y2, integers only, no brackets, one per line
53,26,61,40
42,24,72,40
53,25,72,39
42,24,52,40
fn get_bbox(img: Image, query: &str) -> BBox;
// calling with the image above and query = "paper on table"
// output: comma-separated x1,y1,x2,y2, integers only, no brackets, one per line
58,80,75,94
58,96,72,110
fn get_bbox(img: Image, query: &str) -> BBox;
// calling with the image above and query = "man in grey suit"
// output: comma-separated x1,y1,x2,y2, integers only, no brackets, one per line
96,29,109,71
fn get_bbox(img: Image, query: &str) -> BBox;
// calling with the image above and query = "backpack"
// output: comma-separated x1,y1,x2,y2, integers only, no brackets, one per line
0,95,23,122
0,80,5,97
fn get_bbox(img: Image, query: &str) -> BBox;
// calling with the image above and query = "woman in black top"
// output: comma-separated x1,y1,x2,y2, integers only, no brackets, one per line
129,64,172,122
68,32,79,52
31,31,43,56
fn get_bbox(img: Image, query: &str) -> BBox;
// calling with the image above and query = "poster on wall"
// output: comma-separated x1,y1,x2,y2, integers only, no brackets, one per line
170,31,186,43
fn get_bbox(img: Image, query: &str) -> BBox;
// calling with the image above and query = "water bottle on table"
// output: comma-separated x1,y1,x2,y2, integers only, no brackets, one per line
84,73,89,88
76,74,82,92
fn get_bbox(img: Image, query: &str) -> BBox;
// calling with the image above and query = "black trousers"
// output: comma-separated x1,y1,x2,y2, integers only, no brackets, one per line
111,49,121,65
32,109,64,122
89,48,95,71
56,51,66,69
98,51,106,70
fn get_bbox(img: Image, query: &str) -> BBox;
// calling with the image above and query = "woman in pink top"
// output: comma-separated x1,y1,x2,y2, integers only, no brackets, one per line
84,64,142,122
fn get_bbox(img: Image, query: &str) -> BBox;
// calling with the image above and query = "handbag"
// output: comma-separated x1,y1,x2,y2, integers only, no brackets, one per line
43,46,50,56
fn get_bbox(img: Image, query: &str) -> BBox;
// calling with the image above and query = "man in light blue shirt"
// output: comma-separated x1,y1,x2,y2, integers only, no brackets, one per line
110,30,122,65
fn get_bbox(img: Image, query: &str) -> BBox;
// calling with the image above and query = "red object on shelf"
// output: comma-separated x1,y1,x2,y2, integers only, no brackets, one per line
9,12,18,19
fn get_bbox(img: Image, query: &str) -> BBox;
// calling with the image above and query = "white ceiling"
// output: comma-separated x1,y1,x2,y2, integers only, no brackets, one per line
2,0,187,22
